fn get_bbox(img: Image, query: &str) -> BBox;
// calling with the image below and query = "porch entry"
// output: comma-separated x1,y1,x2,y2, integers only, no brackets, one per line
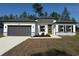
48,24,52,34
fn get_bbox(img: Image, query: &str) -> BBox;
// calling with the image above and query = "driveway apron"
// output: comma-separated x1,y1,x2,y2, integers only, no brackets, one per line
0,36,30,55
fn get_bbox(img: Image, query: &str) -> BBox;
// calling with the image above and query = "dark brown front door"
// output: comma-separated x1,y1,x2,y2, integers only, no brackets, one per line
48,24,52,34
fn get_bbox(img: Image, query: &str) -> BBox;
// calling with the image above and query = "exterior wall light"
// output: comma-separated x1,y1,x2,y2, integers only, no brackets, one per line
5,26,6,28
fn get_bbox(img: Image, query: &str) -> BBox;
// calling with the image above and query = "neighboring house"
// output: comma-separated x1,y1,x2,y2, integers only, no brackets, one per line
0,17,76,36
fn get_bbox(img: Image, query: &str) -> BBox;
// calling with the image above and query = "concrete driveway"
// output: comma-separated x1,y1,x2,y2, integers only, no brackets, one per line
0,36,30,55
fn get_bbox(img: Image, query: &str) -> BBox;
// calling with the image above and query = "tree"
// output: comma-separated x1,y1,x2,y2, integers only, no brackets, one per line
15,15,18,19
44,12,48,16
0,16,3,19
61,7,70,20
9,14,14,19
40,13,44,16
50,12,60,20
3,15,9,19
13,15,18,19
72,18,76,22
32,3,43,16
20,12,27,18
28,15,34,19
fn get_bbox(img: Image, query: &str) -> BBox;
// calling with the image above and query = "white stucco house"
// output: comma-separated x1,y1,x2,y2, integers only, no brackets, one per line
0,16,76,36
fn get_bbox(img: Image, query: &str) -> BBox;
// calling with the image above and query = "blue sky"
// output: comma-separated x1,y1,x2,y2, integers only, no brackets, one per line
0,3,79,22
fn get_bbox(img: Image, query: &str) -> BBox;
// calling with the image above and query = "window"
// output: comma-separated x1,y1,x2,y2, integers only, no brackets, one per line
66,25,72,32
40,26,45,32
58,25,64,32
58,25,73,33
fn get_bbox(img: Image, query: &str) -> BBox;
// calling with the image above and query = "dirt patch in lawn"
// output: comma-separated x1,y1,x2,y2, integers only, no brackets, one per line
2,35,79,56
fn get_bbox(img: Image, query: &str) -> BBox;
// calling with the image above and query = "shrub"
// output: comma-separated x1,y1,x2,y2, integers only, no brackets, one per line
41,33,44,36
33,33,50,37
45,33,50,37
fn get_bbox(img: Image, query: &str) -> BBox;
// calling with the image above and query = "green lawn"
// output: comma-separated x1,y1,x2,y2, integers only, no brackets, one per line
3,35,79,56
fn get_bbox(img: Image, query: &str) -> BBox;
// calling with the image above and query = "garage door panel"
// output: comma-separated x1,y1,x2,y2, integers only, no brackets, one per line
8,26,31,36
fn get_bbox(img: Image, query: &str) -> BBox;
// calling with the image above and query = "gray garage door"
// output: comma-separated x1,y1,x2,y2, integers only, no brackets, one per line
8,25,31,36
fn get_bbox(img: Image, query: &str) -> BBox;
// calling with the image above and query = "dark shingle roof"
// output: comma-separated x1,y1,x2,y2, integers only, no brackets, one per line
0,17,35,22
34,16,55,19
34,16,55,23
56,19,76,24
0,16,77,24
55,22,76,24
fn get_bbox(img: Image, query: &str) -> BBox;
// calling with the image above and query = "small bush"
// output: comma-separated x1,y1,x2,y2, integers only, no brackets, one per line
33,33,50,37
41,33,44,36
45,34,50,37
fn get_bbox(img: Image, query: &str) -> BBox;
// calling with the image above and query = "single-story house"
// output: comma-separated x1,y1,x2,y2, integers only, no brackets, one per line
0,17,76,36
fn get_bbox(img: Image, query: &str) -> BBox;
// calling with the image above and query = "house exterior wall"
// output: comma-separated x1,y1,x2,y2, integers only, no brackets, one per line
37,19,56,35
38,24,48,35
56,32,76,35
52,25,56,35
3,22,35,36
37,24,55,35
3,19,76,36
73,25,76,32
55,24,76,36
55,24,58,33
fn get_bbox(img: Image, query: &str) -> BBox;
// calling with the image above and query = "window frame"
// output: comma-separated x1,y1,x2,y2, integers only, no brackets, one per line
65,25,72,32
58,24,73,33
58,25,64,32
40,25,45,32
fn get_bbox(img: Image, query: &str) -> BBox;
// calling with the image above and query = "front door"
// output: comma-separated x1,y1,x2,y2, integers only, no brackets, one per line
48,24,52,34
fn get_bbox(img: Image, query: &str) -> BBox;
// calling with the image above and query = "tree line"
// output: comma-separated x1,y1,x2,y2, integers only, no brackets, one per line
32,3,76,22
0,3,76,22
